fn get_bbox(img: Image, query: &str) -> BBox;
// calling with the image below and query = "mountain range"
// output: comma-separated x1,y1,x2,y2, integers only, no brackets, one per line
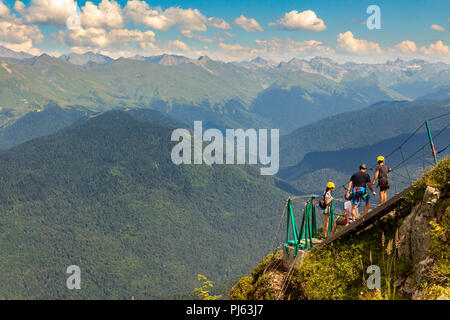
1,46,449,133
0,45,449,299
59,51,113,66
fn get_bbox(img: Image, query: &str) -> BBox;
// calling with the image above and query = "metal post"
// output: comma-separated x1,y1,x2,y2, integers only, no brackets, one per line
425,120,438,164
311,197,317,239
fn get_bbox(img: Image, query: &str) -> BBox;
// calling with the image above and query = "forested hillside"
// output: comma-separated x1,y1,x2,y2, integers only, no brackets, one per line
0,110,290,299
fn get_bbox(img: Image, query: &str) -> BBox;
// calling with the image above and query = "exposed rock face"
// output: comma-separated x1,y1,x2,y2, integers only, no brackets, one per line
399,255,439,299
398,186,441,263
397,186,447,298
282,247,307,270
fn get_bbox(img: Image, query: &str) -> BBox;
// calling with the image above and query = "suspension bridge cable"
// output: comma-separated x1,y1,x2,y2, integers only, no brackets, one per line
432,123,449,140
389,123,425,156
437,140,450,154
277,113,450,288
341,115,448,195
399,147,413,183
427,111,450,122
366,111,449,171
391,167,416,183
275,118,450,298
367,122,425,172
393,145,434,173
391,122,449,172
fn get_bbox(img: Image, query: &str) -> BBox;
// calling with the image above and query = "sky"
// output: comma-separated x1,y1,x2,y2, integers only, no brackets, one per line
0,0,449,63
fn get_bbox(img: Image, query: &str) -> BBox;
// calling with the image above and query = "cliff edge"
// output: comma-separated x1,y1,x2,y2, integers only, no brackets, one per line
230,157,449,300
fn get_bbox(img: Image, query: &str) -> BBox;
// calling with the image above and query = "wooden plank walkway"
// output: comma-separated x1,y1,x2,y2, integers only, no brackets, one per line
315,185,415,248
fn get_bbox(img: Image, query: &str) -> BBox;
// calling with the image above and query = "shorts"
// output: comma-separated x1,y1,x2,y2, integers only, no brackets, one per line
379,184,390,192
344,201,359,213
344,201,352,211
344,201,359,220
351,187,370,205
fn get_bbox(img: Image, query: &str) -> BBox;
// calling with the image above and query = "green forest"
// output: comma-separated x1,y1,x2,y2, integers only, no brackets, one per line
0,110,290,299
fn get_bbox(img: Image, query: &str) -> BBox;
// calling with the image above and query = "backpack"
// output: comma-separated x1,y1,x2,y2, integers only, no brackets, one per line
318,192,327,210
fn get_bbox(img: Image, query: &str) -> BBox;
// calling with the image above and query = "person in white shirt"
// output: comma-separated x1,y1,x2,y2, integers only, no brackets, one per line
323,182,336,238
344,197,359,226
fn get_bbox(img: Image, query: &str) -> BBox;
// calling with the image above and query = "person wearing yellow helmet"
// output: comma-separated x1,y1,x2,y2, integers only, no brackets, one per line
322,182,336,238
372,155,392,205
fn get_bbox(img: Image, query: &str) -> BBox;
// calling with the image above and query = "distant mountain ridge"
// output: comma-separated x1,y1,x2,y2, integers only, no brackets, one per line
2,45,449,73
1,46,449,134
0,103,185,151
59,51,113,66
0,46,34,60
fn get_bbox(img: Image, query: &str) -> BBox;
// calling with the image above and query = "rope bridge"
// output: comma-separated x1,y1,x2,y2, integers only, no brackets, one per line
263,111,449,299
280,111,449,255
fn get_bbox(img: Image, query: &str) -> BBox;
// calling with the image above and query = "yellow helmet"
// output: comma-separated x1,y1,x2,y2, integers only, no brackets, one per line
377,155,385,163
327,182,335,189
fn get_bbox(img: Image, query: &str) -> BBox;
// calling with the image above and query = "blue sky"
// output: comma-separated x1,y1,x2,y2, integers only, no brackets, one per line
0,0,448,62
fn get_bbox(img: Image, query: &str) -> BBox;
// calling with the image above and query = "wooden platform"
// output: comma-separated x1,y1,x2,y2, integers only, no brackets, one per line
315,185,415,248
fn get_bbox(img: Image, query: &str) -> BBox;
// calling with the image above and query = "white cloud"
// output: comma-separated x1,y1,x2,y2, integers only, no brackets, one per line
15,0,78,26
124,0,229,31
0,16,44,55
180,29,194,38
234,15,263,32
0,1,44,55
0,20,43,44
167,39,189,51
420,40,449,55
272,10,326,31
214,42,258,60
80,0,124,29
430,24,445,32
254,37,333,61
390,40,449,56
387,40,449,62
15,0,125,29
180,29,214,43
13,1,25,14
223,31,233,38
0,0,11,18
125,1,170,30
215,37,334,61
219,42,248,51
57,27,156,51
394,40,417,53
337,31,381,54
207,17,231,30
0,40,41,55
158,7,207,31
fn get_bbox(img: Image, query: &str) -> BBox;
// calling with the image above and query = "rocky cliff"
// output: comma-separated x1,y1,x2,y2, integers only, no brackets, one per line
230,157,449,300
